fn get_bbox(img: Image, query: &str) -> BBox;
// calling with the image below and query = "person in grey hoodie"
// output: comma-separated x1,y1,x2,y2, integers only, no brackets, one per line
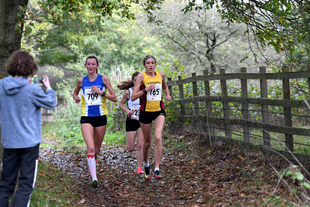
0,50,57,207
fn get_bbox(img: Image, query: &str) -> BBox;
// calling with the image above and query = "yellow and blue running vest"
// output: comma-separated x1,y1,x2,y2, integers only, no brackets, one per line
140,71,165,112
81,74,107,116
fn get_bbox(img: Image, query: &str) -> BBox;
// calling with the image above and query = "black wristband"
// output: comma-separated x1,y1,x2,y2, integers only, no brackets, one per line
102,91,106,96
142,88,147,93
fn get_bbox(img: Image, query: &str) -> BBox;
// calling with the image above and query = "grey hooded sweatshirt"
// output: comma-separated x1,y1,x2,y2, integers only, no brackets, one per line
0,76,57,149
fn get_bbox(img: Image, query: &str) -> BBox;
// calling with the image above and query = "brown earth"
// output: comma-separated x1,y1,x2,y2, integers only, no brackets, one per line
39,131,309,206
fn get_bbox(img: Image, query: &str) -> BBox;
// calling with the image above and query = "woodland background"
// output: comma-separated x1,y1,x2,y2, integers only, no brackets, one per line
1,0,310,206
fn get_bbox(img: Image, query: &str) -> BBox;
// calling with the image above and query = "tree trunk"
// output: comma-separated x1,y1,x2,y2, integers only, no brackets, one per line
0,0,28,162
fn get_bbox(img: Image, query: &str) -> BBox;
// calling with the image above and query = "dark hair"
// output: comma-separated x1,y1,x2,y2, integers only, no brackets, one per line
7,50,38,77
117,71,140,90
85,55,99,65
143,55,156,66
85,55,99,74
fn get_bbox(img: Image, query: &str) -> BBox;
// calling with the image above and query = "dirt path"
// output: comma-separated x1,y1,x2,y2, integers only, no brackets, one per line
40,132,305,206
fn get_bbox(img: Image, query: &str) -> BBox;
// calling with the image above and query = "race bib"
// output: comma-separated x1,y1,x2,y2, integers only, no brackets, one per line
130,105,140,117
147,84,162,101
84,88,102,106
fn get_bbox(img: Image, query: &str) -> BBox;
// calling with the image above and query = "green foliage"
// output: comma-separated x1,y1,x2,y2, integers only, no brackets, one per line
36,0,137,23
52,79,85,145
37,50,78,65
104,130,126,145
285,165,310,190
23,1,169,71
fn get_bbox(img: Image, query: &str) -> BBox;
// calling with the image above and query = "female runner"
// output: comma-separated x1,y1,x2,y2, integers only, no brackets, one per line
131,55,171,180
117,72,144,175
73,55,117,187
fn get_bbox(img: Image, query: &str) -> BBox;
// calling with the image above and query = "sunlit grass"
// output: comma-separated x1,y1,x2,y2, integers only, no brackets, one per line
31,161,79,206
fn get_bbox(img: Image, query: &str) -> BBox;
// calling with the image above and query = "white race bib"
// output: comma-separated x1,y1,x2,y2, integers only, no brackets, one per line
130,105,140,117
147,84,162,101
84,88,102,106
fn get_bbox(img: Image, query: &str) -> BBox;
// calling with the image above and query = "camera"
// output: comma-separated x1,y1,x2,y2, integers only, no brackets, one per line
31,77,45,85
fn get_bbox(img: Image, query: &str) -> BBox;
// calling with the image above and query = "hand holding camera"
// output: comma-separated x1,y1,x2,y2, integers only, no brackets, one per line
31,75,51,88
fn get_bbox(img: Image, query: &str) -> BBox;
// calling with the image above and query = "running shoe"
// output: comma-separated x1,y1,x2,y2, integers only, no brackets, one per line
155,170,162,179
95,154,98,163
137,167,144,174
91,179,99,188
144,166,152,180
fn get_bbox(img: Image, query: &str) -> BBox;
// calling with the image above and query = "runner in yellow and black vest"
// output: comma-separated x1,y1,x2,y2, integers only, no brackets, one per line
131,55,172,180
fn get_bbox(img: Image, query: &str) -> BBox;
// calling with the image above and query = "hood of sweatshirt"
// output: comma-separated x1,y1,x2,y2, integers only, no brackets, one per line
3,76,29,95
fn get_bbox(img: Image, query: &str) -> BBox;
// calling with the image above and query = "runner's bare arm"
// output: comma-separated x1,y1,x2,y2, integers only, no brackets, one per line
131,73,144,101
160,72,172,101
102,75,117,102
73,77,83,103
119,90,133,117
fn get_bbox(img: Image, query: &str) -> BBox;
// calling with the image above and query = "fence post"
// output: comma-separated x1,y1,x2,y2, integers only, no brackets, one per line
260,66,270,147
220,69,232,138
241,67,250,143
192,73,199,115
203,70,214,136
308,63,310,99
283,65,293,152
178,76,185,116
167,77,172,97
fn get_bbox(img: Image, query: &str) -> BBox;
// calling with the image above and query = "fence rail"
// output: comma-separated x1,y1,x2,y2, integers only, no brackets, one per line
166,66,310,162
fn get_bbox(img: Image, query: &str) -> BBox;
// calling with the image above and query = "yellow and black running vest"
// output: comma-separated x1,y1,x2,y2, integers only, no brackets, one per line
139,71,165,112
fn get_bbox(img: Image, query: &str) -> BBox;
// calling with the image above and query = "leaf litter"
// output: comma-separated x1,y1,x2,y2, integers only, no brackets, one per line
39,131,309,206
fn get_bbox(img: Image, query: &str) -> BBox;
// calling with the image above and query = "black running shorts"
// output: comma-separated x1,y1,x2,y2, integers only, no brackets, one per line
126,117,141,132
139,109,166,124
80,115,107,127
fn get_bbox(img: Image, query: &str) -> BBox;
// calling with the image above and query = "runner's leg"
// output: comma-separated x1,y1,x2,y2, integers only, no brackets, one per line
81,124,97,183
81,124,95,155
94,125,106,155
140,122,152,166
126,131,137,152
153,115,165,169
136,128,144,169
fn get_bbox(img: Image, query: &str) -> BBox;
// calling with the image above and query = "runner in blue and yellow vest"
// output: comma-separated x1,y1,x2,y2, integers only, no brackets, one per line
73,55,117,188
131,55,172,180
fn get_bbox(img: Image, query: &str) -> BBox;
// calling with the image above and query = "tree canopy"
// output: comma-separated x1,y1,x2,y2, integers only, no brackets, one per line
1,0,309,77
182,0,310,64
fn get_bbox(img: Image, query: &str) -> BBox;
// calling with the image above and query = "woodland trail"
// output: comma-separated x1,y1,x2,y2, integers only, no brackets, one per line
39,132,304,206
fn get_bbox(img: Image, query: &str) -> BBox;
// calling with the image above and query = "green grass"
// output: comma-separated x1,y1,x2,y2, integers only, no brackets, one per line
41,122,126,149
31,161,79,207
104,130,126,145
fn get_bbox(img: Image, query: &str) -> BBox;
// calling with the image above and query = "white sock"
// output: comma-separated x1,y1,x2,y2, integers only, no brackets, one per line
144,163,149,167
87,155,97,180
154,167,159,172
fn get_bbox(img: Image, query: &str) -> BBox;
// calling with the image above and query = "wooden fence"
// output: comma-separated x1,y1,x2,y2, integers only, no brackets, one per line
166,67,310,162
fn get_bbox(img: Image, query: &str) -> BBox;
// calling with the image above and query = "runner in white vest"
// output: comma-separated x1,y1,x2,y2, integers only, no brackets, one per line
118,72,144,174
